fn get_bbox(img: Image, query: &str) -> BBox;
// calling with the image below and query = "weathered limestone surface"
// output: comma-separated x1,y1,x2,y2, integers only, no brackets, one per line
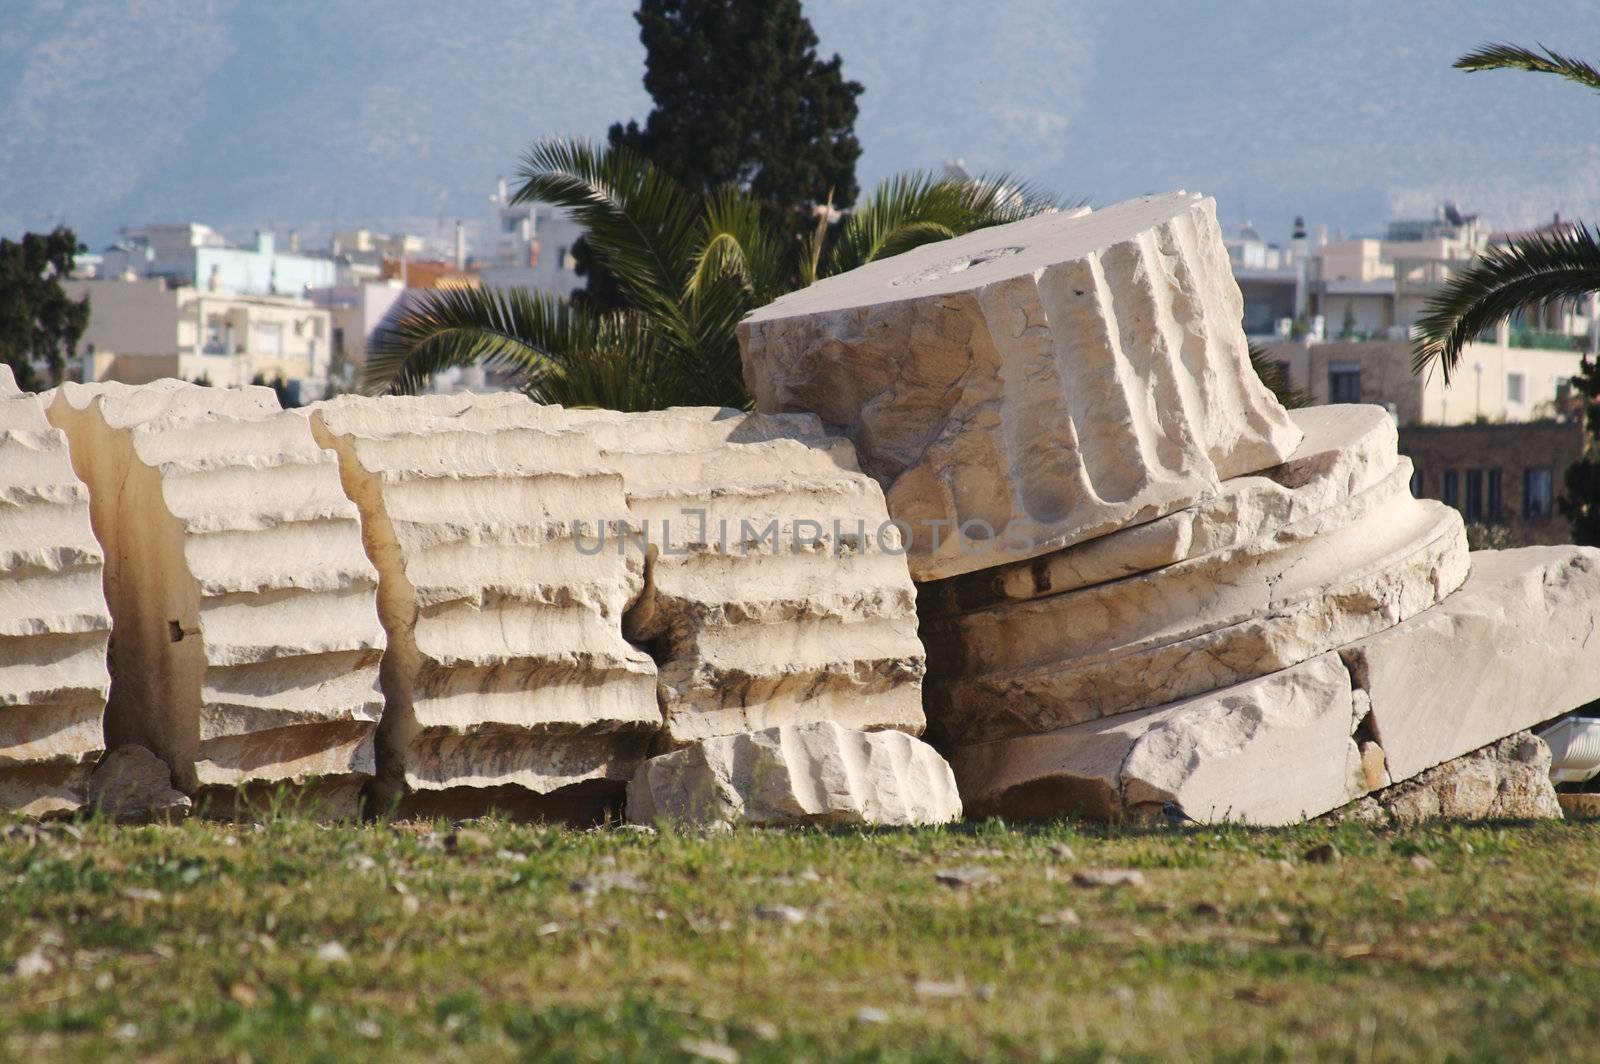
948,547,1600,825
740,191,1303,581
951,653,1365,826
310,394,659,805
551,406,926,747
1341,546,1600,783
1326,732,1561,826
627,720,962,827
48,381,384,810
924,406,1468,744
0,368,112,816
921,405,1408,613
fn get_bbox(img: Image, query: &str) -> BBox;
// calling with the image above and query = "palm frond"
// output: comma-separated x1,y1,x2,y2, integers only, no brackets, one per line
361,285,598,399
797,191,834,287
1247,340,1310,410
948,171,1076,226
687,185,788,308
680,274,760,408
827,172,953,275
541,312,689,411
359,283,748,411
869,219,961,262
1456,42,1600,92
1412,226,1600,381
826,172,1071,276
513,139,701,342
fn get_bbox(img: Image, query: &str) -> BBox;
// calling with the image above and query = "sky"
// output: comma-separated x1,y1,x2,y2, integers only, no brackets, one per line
5,0,1600,250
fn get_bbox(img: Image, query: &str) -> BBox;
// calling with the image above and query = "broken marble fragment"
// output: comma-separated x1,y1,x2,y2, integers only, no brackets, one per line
919,404,1408,613
949,653,1364,826
88,744,192,822
1325,732,1561,826
923,406,1467,744
740,191,1302,580
1340,546,1600,783
627,720,962,827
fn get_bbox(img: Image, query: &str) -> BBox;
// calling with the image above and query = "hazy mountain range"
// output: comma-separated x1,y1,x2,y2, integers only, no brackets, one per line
6,0,1600,251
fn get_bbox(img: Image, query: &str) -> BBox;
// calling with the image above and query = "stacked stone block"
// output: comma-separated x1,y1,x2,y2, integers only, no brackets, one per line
0,368,111,815
311,394,659,814
739,190,1600,825
48,380,384,814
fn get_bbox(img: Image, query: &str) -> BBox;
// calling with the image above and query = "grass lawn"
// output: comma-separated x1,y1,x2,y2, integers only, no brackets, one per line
3,812,1599,1062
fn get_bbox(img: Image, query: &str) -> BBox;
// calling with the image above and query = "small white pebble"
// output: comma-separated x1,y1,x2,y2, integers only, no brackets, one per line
678,1038,740,1063
12,949,52,979
753,904,807,926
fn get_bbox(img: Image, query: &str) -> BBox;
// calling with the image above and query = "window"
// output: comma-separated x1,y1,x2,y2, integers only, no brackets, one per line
1442,470,1459,508
1507,372,1526,404
1410,468,1424,498
1488,468,1502,522
1329,362,1362,403
1465,469,1484,522
1525,467,1554,519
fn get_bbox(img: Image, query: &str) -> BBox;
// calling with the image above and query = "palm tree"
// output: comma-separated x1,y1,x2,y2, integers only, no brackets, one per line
362,140,1065,409
1411,43,1600,381
1248,341,1309,409
1411,43,1600,546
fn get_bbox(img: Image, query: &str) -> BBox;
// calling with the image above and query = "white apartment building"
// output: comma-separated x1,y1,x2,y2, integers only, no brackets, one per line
95,224,337,298
1227,218,1310,336
309,280,410,384
60,277,332,398
1241,206,1594,425
475,178,584,298
1268,336,1583,426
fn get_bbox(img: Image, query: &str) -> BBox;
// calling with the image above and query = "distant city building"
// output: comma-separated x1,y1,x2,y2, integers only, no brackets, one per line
332,228,426,263
60,277,332,398
1225,218,1308,337
1269,338,1581,425
1241,204,1595,435
308,280,410,385
1236,204,1597,346
94,224,337,297
1226,203,1595,544
379,258,480,290
56,194,590,399
475,178,584,298
1400,420,1583,544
